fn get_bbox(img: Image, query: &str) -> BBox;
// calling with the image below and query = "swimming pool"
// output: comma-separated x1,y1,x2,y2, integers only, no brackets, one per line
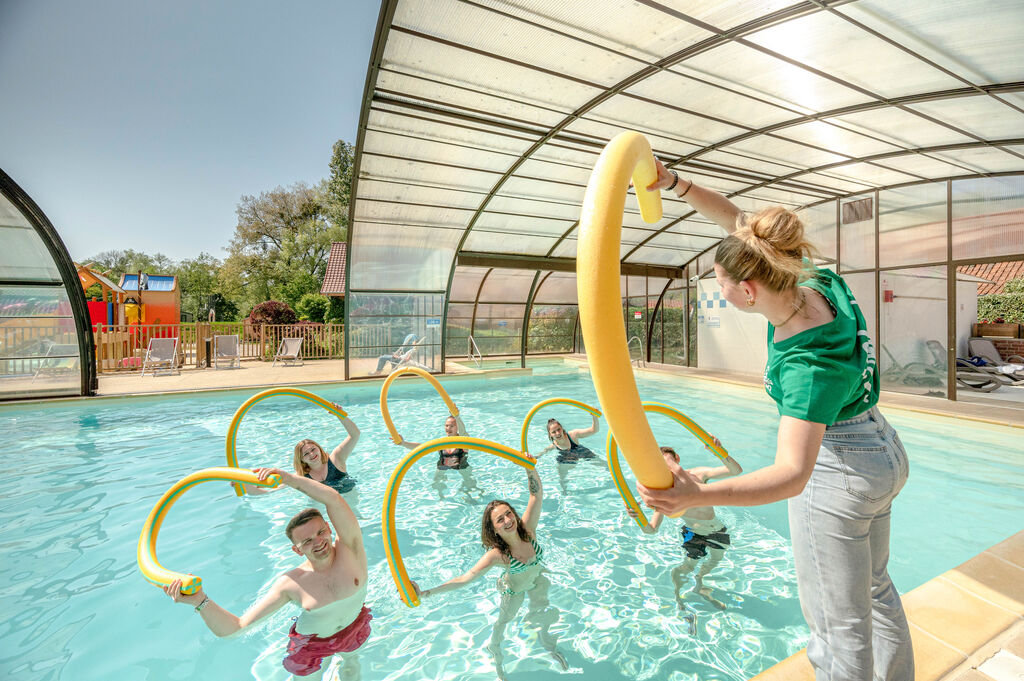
1,369,1021,680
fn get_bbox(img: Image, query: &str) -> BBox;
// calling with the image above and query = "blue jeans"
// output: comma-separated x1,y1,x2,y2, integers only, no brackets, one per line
788,407,914,681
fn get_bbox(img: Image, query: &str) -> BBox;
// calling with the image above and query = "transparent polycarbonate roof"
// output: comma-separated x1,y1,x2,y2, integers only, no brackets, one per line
349,0,1024,297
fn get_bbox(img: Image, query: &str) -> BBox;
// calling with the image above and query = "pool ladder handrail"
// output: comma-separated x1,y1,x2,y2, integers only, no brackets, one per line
467,335,482,369
627,335,645,368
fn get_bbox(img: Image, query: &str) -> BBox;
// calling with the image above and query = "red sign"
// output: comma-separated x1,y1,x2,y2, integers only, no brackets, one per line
633,311,642,319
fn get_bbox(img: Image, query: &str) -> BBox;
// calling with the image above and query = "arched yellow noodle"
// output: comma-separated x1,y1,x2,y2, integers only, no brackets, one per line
138,467,282,594
577,131,678,498
519,397,602,455
379,366,459,446
225,387,348,496
607,402,729,529
383,437,535,607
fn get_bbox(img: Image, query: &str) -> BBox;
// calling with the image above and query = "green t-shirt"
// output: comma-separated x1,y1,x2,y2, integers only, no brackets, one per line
763,266,879,425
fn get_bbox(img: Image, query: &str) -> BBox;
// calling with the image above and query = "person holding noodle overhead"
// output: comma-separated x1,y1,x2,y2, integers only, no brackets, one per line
638,161,912,681
401,413,481,498
244,405,361,497
411,467,567,680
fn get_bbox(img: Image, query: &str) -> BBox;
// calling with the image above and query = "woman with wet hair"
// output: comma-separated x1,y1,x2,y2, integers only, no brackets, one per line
538,415,602,494
638,161,913,680
412,468,566,680
244,407,360,497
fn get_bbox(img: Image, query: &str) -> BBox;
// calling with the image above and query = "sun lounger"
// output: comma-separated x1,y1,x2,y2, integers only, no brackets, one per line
272,337,304,367
30,343,80,384
213,334,241,369
141,337,180,376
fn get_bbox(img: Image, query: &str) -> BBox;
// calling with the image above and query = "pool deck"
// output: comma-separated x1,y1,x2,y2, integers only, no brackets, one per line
749,530,1024,681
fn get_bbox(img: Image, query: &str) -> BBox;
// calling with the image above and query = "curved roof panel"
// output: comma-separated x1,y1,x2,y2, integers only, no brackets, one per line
349,0,1024,293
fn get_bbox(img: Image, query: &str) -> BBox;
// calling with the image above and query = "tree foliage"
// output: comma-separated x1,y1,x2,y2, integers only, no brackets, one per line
296,293,330,323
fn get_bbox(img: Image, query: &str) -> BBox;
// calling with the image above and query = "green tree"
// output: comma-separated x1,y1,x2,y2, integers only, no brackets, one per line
84,249,175,279
296,293,330,323
221,182,343,313
174,252,221,321
324,140,354,235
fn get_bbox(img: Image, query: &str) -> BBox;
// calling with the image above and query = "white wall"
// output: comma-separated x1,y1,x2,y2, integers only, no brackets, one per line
695,278,767,376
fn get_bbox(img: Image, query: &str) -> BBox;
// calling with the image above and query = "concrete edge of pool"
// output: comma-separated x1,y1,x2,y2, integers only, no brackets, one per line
749,529,1024,681
6,357,1024,431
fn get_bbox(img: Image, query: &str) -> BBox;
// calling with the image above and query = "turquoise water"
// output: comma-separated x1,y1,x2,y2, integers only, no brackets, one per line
1,366,1021,681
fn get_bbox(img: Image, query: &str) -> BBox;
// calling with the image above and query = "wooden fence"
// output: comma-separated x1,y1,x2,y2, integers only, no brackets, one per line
91,322,345,373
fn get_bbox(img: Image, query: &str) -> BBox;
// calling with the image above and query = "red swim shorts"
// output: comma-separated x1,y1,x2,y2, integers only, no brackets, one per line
282,605,372,676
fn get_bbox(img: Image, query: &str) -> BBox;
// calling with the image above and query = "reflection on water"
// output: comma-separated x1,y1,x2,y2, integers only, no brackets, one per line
0,370,1021,680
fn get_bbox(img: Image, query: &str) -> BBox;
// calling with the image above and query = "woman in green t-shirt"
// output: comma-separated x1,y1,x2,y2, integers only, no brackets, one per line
638,161,913,681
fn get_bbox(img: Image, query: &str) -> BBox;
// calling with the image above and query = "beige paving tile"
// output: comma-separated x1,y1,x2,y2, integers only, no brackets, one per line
986,532,1024,570
950,670,995,681
903,578,1019,656
749,649,813,681
944,552,1024,613
910,623,968,681
1005,629,1024,658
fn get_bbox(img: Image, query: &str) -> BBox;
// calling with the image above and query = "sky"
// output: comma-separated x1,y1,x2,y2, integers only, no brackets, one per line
0,0,381,262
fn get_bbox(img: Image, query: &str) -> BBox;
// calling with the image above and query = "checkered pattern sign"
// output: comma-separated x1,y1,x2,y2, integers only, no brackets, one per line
699,291,728,309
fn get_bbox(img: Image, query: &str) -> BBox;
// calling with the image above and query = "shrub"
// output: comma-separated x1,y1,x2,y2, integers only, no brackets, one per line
296,293,330,323
977,293,1024,324
247,300,298,325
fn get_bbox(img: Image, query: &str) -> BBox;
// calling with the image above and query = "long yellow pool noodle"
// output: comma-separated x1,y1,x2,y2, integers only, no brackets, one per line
379,366,459,445
607,402,729,529
577,131,671,491
138,467,282,594
519,397,602,455
382,436,535,607
225,387,347,497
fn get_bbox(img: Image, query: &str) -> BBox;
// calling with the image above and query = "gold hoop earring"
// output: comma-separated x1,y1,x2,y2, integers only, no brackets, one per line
745,298,755,307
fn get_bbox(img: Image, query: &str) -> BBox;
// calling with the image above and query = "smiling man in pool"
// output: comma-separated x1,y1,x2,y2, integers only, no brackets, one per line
163,468,370,680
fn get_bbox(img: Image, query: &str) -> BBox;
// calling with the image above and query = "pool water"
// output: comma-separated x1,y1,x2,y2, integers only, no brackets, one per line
1,369,1021,681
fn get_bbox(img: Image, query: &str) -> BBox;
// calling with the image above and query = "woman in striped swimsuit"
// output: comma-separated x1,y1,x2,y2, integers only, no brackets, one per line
413,467,567,679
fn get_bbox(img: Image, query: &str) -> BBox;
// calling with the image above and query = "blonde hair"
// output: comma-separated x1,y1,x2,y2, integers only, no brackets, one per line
293,439,327,475
715,206,818,292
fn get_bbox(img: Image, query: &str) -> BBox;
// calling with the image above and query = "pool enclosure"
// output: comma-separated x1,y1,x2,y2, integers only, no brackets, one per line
344,0,1024,402
0,169,96,400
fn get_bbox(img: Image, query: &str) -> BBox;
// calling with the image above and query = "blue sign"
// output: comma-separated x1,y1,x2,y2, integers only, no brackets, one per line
497,320,508,326
426,318,441,327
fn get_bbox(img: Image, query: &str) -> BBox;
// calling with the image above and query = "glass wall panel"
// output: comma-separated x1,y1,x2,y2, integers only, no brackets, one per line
527,304,577,354
477,269,536,303
347,293,444,378
624,296,647,360
1,185,83,400
474,303,525,356
652,283,689,366
879,183,947,268
839,192,875,271
0,195,62,282
797,200,837,262
878,267,947,397
533,272,577,304
0,285,80,397
842,271,877,356
349,224,460,291
444,302,475,357
449,266,489,302
951,176,1024,260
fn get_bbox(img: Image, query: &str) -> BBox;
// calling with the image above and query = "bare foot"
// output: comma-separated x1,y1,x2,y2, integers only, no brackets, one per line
695,586,726,610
